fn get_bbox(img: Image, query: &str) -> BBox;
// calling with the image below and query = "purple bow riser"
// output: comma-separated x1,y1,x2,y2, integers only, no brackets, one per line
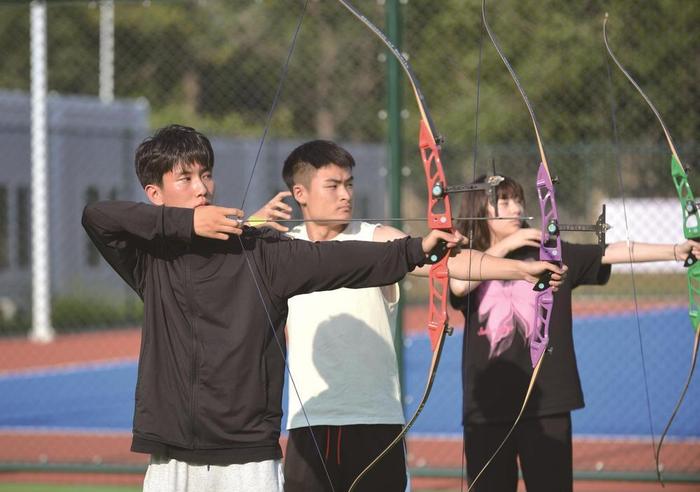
531,163,563,366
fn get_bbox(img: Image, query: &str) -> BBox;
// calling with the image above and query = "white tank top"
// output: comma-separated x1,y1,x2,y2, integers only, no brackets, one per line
285,221,405,429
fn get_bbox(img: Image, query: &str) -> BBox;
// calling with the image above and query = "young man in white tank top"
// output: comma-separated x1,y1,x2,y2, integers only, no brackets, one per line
251,140,565,492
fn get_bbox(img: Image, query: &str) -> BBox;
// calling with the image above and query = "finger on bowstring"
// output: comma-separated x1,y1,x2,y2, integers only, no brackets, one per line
223,207,245,219
222,216,243,229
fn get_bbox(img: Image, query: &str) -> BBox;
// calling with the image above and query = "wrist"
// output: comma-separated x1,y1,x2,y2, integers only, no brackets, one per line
518,260,527,279
673,243,679,261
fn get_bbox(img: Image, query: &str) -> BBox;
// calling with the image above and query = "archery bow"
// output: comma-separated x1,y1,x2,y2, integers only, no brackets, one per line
603,14,700,484
466,3,559,487
467,2,610,489
334,1,460,490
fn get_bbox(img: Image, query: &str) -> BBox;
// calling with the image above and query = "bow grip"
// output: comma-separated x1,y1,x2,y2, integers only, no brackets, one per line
685,251,697,268
533,269,552,292
425,239,448,265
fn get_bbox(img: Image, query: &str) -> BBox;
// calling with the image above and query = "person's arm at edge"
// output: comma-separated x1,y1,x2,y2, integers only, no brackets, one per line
374,224,562,282
82,201,244,293
451,229,539,296
602,239,700,264
261,228,460,300
81,200,196,295
83,200,244,241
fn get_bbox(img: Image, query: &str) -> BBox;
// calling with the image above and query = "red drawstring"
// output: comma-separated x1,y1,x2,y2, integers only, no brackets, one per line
337,427,342,465
323,426,343,464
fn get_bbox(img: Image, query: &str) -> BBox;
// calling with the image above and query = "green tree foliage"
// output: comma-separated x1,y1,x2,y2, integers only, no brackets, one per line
401,0,699,212
0,0,698,209
0,5,30,91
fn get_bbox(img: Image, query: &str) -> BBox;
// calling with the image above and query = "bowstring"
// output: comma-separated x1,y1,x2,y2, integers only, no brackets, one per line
239,2,306,213
460,10,485,491
603,26,658,470
234,2,336,490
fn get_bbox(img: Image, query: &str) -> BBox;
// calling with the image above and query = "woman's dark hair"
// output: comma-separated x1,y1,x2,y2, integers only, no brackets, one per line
282,140,355,189
456,175,527,251
135,124,214,187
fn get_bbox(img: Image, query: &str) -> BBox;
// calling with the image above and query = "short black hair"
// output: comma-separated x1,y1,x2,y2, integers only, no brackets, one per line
282,140,355,189
135,124,214,187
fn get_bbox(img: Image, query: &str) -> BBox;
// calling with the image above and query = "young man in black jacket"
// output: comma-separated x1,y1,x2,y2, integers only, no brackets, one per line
82,125,464,492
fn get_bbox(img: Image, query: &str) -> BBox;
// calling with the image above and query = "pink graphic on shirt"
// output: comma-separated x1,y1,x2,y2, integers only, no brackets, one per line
476,279,537,359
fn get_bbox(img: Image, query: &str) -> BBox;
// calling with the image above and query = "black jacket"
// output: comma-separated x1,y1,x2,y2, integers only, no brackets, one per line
82,201,425,464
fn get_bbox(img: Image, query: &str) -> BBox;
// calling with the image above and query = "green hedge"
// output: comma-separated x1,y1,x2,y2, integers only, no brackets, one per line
0,297,143,337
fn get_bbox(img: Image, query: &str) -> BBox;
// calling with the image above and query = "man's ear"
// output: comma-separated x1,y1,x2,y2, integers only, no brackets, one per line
292,183,307,207
145,184,164,205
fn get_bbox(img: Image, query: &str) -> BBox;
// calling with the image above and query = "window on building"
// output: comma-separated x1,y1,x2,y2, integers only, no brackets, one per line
17,186,29,268
0,186,7,269
85,186,100,266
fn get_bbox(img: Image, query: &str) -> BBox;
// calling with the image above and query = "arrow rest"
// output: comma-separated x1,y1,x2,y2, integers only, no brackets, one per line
552,204,611,251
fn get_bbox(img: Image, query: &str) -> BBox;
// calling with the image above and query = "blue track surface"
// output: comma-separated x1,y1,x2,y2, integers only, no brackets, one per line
402,306,699,437
1,308,698,439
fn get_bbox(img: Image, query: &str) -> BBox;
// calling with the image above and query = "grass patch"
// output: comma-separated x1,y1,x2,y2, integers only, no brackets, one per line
0,296,143,337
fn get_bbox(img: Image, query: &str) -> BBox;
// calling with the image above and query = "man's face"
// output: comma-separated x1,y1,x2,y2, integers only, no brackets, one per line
294,163,353,222
145,162,214,209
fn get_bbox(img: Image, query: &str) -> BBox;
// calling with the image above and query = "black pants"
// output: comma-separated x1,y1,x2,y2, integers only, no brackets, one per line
284,424,407,492
465,413,573,492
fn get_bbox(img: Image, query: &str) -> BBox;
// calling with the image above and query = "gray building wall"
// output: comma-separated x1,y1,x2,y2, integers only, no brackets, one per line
0,91,388,313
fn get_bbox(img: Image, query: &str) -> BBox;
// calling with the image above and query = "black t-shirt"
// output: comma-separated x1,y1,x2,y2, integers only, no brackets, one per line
450,242,611,424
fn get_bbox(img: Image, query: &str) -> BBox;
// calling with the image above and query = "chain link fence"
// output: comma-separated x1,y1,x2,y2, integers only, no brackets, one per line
0,0,698,488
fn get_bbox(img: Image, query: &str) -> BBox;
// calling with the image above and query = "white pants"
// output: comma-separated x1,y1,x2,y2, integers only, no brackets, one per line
143,456,284,492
